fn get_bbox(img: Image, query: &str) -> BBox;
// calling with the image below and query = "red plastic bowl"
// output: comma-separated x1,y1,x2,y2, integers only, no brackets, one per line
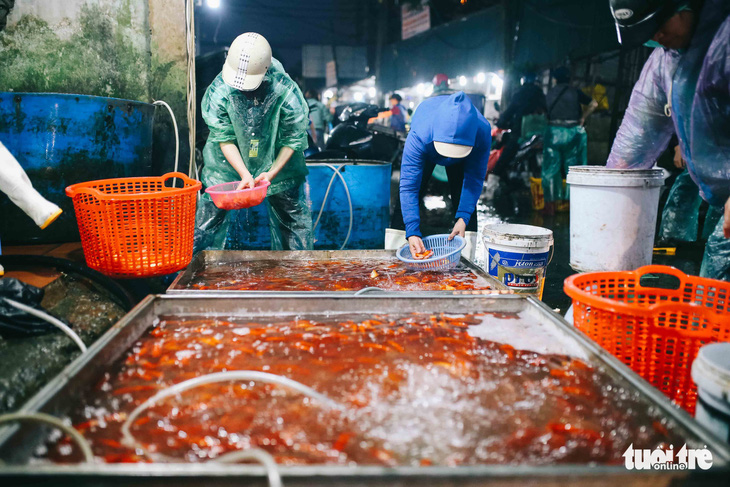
205,180,271,210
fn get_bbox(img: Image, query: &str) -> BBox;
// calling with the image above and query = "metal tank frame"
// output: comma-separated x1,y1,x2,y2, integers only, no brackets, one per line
0,294,728,486
166,250,507,295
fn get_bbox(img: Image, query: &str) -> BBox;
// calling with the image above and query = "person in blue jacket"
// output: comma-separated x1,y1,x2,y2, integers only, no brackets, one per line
399,91,491,258
389,94,408,132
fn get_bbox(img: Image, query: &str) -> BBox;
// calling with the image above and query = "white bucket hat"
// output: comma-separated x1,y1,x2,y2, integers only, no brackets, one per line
222,33,272,91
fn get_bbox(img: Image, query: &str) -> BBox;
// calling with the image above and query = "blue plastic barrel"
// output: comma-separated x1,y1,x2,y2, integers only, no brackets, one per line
0,93,155,244
308,161,391,250
225,160,392,250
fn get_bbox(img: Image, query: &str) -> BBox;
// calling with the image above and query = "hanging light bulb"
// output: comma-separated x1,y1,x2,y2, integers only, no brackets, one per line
206,0,221,9
459,76,467,87
476,72,486,84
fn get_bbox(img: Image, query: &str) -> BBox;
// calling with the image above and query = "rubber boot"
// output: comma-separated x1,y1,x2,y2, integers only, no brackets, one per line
463,231,478,261
384,228,407,250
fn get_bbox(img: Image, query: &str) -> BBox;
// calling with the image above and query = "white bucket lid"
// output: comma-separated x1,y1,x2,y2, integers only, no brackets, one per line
567,166,665,188
691,343,730,401
482,223,554,249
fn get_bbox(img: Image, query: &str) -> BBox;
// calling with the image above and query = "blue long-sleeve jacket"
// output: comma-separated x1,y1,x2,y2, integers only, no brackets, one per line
399,92,491,238
390,103,407,132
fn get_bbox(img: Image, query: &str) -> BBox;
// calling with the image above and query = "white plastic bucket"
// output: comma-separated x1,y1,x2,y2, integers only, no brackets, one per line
482,224,554,299
567,167,664,273
691,343,730,443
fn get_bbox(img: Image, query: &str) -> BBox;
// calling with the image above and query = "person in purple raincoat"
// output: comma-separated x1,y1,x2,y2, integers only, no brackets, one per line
607,0,730,280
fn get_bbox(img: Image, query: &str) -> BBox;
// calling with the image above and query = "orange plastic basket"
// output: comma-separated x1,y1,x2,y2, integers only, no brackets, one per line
66,172,201,278
564,265,730,413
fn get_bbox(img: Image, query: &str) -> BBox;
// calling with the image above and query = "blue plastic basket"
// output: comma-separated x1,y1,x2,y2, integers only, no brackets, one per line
396,234,466,271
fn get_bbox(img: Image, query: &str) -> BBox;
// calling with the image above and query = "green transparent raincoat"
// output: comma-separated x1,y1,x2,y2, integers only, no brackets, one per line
194,58,313,251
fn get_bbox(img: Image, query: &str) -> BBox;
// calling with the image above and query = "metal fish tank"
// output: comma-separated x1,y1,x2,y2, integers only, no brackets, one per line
167,250,505,294
0,295,728,486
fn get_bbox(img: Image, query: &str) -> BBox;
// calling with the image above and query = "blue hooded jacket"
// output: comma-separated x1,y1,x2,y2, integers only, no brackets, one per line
399,92,491,238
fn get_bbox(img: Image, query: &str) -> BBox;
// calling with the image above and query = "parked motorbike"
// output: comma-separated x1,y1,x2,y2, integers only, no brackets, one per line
490,131,543,217
305,103,405,163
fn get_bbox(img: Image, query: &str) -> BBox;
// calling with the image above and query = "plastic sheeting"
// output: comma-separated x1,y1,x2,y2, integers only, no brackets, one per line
542,125,587,203
0,278,67,338
200,58,309,197
701,215,730,281
659,170,723,243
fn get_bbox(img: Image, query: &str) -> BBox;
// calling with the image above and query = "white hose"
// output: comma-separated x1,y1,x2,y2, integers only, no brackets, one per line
312,164,353,250
120,371,344,484
0,412,94,463
3,298,86,353
215,449,282,487
153,100,180,187
312,166,340,231
354,287,385,296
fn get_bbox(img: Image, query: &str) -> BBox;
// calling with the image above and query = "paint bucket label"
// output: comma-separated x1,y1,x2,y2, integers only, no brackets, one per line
488,248,550,295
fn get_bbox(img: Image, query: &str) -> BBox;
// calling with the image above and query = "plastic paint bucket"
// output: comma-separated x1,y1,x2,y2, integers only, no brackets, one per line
567,167,664,273
691,343,730,443
482,224,554,299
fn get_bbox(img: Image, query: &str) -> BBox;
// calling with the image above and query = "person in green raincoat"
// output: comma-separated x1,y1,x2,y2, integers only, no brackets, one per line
195,32,313,251
542,66,598,215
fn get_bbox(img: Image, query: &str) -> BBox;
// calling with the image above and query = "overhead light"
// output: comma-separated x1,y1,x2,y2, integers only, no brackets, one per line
476,72,486,84
424,83,433,96
368,87,377,98
323,89,334,99
353,92,364,102
206,0,221,8
459,76,467,86
416,83,425,95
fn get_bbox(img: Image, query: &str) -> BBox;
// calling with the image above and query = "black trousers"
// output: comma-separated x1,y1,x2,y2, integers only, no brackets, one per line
392,161,478,232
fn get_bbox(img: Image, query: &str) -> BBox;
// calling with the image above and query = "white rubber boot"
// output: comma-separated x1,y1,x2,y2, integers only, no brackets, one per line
384,228,406,250
0,141,62,229
463,231,478,261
